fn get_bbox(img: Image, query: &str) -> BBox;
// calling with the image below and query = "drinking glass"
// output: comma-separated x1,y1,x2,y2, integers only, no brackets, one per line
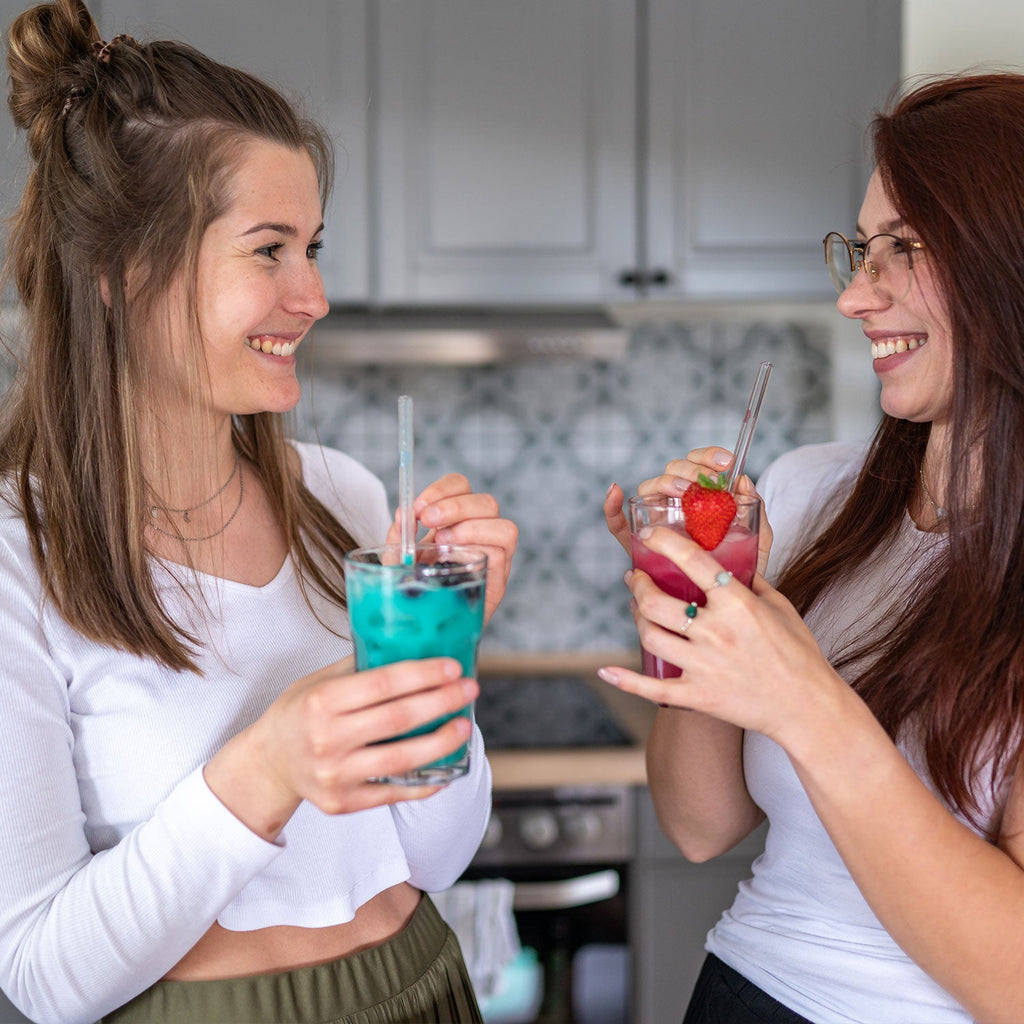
627,494,760,678
344,543,488,784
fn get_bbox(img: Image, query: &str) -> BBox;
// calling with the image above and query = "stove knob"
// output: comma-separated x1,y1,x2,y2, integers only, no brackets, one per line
563,809,603,845
519,810,559,850
480,813,503,850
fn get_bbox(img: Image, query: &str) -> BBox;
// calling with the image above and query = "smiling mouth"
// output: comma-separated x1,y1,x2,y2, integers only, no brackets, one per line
245,336,298,356
871,336,927,360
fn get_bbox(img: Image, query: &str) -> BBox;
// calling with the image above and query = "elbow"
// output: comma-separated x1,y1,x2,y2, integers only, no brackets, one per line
669,834,730,864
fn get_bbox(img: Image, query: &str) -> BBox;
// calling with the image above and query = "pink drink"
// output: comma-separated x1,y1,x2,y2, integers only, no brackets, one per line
630,521,758,678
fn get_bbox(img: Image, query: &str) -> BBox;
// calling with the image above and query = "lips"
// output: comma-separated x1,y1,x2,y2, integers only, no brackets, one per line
245,335,299,356
870,335,927,360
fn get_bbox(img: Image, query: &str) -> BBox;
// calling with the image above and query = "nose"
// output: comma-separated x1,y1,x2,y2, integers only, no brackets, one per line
835,266,891,321
284,259,330,322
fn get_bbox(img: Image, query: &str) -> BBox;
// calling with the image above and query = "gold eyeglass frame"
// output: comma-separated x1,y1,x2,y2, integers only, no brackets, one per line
823,231,925,295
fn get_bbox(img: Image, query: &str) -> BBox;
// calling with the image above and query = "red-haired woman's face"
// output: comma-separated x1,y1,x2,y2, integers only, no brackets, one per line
837,171,954,432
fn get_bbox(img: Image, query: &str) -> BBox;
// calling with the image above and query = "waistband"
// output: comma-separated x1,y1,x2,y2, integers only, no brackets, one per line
103,894,481,1023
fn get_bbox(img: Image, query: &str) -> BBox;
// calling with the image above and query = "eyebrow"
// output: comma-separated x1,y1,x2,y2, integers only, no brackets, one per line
241,221,325,238
854,217,905,237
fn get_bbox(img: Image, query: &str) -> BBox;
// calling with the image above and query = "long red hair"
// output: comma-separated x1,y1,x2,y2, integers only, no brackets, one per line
778,74,1024,835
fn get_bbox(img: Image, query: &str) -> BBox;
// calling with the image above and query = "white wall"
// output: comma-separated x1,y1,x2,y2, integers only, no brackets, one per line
903,0,1024,77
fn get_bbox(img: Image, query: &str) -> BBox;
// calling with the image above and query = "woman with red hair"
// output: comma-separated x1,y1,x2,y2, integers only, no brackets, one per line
603,73,1024,1023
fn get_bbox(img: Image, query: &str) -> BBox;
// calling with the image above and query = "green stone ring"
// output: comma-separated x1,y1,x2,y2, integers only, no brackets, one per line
685,602,699,619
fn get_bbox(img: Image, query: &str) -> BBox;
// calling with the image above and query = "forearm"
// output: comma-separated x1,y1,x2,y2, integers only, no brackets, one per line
646,708,764,861
784,683,1024,1023
0,769,280,1024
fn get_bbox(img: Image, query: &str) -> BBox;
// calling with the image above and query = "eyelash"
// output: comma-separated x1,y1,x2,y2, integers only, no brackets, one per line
256,240,324,261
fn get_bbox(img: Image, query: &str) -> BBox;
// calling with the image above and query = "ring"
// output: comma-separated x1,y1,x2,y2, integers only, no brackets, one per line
680,601,698,633
712,570,733,588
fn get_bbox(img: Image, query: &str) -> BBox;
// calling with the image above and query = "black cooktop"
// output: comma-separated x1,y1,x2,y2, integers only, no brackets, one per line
474,675,634,749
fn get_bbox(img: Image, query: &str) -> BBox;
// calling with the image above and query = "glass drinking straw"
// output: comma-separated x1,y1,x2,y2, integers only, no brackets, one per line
398,394,416,565
724,361,773,493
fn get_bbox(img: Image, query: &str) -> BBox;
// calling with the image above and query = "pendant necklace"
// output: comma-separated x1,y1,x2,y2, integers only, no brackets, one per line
147,452,244,542
918,466,948,522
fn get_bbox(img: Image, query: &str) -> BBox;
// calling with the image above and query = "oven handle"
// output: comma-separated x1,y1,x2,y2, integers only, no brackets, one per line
511,869,620,911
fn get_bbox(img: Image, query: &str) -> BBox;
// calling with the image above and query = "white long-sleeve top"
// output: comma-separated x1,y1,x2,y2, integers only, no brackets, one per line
0,442,492,1024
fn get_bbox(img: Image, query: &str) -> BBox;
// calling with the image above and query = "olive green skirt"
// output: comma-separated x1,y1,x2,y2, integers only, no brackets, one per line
102,895,482,1024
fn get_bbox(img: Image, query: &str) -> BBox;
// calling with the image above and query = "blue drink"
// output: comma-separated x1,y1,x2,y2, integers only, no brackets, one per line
344,544,488,784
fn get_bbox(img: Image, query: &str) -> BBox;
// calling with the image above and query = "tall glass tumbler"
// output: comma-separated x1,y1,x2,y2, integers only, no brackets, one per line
344,543,488,785
628,494,760,679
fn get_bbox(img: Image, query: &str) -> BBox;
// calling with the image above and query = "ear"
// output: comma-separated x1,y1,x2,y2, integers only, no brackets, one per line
99,274,112,308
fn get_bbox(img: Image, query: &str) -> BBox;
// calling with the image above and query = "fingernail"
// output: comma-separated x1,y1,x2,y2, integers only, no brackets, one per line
623,569,634,585
638,526,653,540
713,451,731,468
670,477,688,491
605,482,616,499
598,667,622,686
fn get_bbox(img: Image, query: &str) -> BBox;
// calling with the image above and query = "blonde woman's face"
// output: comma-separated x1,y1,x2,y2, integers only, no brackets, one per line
147,139,328,426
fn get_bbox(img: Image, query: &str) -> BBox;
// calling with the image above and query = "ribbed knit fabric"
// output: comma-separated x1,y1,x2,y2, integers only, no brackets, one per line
0,442,492,1024
703,443,999,1023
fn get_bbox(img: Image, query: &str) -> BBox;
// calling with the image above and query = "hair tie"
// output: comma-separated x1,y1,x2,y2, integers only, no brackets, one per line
60,85,87,118
92,34,136,64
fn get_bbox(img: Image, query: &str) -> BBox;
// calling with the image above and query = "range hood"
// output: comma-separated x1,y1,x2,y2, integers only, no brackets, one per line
304,306,629,366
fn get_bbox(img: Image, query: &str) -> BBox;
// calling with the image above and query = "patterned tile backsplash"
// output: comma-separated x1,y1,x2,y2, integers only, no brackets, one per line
295,319,837,653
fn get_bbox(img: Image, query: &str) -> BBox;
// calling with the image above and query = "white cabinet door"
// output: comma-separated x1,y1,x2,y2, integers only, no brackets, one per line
374,0,637,304
102,0,371,303
645,0,900,299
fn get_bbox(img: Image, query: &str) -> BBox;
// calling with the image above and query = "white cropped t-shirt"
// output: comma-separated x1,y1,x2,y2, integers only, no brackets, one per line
0,442,491,1024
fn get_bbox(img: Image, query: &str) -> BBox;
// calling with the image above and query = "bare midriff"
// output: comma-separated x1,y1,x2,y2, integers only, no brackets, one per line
162,882,421,981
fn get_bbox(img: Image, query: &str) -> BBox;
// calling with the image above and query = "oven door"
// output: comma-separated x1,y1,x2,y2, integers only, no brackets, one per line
462,787,634,1024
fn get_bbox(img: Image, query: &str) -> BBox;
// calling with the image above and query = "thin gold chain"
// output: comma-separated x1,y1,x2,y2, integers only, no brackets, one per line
147,459,244,542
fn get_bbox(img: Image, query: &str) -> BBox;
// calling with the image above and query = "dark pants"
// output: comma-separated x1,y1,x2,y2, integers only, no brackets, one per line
683,954,816,1024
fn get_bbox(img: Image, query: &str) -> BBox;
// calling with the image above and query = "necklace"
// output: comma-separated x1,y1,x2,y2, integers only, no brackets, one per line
919,466,948,521
147,454,244,542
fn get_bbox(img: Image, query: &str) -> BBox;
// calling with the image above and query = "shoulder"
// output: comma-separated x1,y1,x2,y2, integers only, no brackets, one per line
289,441,391,547
756,441,867,579
757,441,866,510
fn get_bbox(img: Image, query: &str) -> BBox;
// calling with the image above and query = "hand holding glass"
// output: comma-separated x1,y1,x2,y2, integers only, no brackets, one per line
343,543,487,785
628,494,760,678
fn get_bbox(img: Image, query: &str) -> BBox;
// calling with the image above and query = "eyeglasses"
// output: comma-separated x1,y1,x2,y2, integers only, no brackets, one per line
823,231,925,299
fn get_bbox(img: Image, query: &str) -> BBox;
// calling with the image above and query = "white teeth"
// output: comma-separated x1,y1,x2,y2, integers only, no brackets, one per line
245,337,296,356
871,336,924,360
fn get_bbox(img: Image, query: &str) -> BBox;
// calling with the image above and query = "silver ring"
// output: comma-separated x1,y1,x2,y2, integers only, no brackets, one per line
712,570,733,588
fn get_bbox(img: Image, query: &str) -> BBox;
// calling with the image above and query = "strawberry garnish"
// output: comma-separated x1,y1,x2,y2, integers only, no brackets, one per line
680,472,737,550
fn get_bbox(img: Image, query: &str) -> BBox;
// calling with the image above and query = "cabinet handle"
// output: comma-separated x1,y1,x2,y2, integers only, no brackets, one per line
617,268,673,288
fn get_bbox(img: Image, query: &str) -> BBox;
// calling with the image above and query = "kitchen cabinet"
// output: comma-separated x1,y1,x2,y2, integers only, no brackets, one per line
0,0,372,302
631,789,767,1021
0,1,899,306
101,0,371,301
374,0,637,304
371,0,900,304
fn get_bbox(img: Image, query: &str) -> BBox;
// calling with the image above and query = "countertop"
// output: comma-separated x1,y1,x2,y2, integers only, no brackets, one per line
476,650,654,790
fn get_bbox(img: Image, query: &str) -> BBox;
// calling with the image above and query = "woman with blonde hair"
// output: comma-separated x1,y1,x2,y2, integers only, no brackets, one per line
0,1,516,1021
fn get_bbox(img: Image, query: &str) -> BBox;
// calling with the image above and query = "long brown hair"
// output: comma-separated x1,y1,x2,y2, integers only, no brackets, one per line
779,74,1024,833
0,0,359,672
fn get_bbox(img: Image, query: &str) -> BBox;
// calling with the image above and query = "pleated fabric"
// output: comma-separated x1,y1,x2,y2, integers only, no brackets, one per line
102,896,483,1023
